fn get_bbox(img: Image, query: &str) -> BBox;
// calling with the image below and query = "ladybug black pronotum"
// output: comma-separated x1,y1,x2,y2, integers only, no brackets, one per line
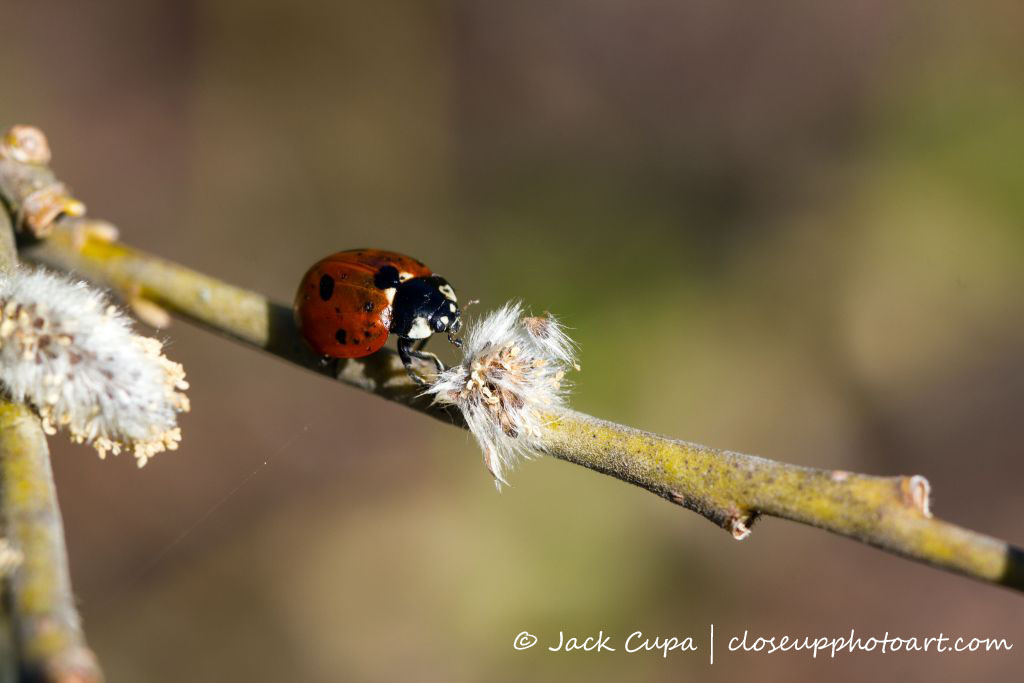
294,249,462,384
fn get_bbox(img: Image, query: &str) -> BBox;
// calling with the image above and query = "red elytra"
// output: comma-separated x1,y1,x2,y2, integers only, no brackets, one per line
294,249,434,358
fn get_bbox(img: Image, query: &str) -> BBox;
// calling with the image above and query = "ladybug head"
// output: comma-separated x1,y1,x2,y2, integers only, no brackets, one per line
392,275,463,347
426,276,463,347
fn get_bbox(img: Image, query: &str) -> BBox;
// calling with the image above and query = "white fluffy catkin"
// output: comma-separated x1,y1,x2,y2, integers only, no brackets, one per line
425,302,578,488
0,268,189,466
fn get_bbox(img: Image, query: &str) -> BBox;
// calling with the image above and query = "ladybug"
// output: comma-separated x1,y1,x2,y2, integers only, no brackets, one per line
294,249,463,384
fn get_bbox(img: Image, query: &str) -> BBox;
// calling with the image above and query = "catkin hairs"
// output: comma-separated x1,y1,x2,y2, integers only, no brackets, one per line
425,302,577,487
0,268,189,465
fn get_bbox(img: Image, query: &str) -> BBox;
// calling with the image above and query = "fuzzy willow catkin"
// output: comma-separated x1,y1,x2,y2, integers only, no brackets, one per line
0,268,189,465
426,302,578,487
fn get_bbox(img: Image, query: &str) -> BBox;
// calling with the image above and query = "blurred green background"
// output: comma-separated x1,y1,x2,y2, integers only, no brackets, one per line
2,1,1023,681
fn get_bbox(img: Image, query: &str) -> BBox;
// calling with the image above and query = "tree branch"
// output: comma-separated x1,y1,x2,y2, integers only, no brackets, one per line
19,219,1024,594
0,403,102,683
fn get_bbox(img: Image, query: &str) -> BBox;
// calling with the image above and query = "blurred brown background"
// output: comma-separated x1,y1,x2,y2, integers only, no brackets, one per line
2,1,1023,681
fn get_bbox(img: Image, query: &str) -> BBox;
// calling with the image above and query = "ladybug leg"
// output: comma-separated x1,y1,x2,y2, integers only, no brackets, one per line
397,337,445,385
398,337,428,385
414,337,430,352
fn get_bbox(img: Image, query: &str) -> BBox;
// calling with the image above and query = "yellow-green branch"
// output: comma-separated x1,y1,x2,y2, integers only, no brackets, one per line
0,404,102,682
21,221,1024,594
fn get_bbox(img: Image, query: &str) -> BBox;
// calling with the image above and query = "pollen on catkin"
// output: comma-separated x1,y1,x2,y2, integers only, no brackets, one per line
0,268,189,466
424,302,577,488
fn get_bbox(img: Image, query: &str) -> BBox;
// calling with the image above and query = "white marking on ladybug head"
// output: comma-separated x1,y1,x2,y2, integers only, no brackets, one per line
438,283,457,301
408,316,432,339
383,287,397,305
439,316,449,326
449,302,457,313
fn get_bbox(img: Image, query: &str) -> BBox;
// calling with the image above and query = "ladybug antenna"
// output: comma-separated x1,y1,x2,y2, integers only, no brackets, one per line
462,298,480,311
448,332,463,348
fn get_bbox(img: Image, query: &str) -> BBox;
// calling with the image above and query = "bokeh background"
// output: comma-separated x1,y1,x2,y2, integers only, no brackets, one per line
2,1,1023,681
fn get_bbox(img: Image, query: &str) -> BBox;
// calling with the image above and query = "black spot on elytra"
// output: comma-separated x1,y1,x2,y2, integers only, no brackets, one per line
334,307,341,313
373,265,400,289
335,328,347,345
319,274,334,301
363,301,374,312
